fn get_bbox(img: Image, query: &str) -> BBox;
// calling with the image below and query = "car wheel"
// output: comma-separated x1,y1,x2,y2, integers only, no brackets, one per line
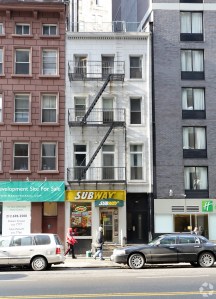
198,252,215,268
190,261,200,267
31,256,47,271
128,253,145,269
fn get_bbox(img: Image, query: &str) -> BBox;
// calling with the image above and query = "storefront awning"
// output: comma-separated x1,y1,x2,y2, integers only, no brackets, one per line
0,181,65,202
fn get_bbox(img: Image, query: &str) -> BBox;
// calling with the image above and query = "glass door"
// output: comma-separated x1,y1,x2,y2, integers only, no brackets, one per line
100,208,118,242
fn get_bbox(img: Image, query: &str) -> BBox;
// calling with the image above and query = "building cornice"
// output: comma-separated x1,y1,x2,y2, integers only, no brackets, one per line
67,32,149,41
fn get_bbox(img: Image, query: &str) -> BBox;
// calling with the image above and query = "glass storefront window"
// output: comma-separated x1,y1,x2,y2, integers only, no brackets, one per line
70,202,91,236
174,214,208,238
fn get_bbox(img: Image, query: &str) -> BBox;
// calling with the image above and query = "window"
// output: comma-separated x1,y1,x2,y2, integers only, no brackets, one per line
15,24,30,35
130,98,141,124
181,50,204,79
74,145,86,179
0,141,2,171
102,56,114,77
74,56,87,76
42,49,58,75
102,145,114,179
103,98,113,123
183,127,206,149
15,49,30,75
41,142,57,171
74,97,86,120
130,145,143,180
0,48,3,74
179,236,199,244
180,12,203,41
184,166,208,190
13,143,29,171
0,23,3,35
14,94,30,123
42,24,57,35
41,94,57,123
12,236,33,246
182,88,205,110
70,202,92,236
160,236,176,245
0,94,2,122
130,56,142,79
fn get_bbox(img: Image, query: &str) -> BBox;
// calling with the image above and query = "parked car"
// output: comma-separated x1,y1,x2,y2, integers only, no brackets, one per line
0,233,65,271
110,233,216,269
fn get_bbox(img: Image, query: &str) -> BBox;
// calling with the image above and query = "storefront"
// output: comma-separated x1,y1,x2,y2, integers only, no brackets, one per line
0,181,65,239
65,190,126,253
154,198,216,241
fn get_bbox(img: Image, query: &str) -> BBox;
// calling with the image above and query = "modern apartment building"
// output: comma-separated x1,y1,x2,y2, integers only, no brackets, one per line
0,0,67,242
115,0,216,241
65,0,153,252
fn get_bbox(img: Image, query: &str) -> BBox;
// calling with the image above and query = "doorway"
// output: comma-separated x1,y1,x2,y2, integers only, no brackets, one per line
100,208,118,242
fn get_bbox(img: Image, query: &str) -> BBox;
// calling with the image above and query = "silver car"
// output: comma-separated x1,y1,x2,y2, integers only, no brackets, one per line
0,233,65,271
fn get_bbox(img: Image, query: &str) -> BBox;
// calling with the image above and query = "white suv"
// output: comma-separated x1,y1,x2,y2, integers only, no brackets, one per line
0,233,65,271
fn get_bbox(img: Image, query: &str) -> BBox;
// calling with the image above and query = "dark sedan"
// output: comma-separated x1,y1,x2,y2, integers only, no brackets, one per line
110,233,216,269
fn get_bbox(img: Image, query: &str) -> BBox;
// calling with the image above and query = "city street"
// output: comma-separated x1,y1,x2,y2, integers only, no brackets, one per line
0,258,216,299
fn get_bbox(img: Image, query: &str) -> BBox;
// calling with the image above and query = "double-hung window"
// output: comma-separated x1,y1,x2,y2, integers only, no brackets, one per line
13,143,29,171
130,145,143,180
184,166,208,190
42,49,58,75
15,24,30,35
180,12,203,41
181,49,204,80
0,48,3,74
41,142,57,171
130,56,142,79
0,23,3,35
0,141,2,171
130,98,141,124
42,24,57,35
74,145,86,180
15,49,30,75
14,94,30,123
0,94,2,122
41,94,57,123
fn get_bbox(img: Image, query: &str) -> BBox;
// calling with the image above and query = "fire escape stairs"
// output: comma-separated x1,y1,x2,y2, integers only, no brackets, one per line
78,122,115,182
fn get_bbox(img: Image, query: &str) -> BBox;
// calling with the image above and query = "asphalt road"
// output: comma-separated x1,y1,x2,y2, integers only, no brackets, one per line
0,263,216,298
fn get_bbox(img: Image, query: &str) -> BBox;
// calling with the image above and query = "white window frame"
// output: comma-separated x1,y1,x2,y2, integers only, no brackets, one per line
42,49,58,75
15,24,30,35
130,144,143,180
0,94,2,122
0,141,2,171
14,49,31,75
0,23,4,35
41,142,57,171
14,94,30,123
181,12,203,34
0,48,3,75
184,166,208,190
130,97,141,124
13,143,29,171
42,24,57,35
102,144,115,180
41,94,58,123
130,56,142,79
74,144,86,180
183,127,206,150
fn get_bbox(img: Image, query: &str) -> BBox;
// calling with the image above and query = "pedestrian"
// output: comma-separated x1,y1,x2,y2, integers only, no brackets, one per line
93,226,105,260
64,227,78,259
193,227,199,235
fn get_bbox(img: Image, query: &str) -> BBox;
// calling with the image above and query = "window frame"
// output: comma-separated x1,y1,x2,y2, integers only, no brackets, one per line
0,23,4,35
130,56,142,79
184,166,208,190
130,144,143,180
41,142,57,171
0,140,2,172
42,24,58,36
130,97,141,124
0,94,2,123
41,94,58,123
14,48,31,75
42,48,58,76
14,93,30,123
183,127,206,150
13,142,29,171
15,23,30,35
181,49,204,80
180,11,203,41
0,48,3,75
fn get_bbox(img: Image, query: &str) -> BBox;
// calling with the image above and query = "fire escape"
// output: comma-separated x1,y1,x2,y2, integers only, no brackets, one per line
67,59,126,184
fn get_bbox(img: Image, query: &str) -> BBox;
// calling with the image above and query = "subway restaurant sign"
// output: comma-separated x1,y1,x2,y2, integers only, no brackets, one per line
66,190,126,202
0,181,65,202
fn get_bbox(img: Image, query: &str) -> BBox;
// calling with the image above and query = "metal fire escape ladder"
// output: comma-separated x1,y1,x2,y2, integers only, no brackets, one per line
78,123,115,182
81,74,111,124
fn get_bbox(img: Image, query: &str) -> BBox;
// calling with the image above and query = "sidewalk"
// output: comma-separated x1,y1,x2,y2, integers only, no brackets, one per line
57,255,121,268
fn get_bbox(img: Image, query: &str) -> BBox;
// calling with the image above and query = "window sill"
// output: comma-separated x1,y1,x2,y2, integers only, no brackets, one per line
37,170,59,174
9,170,31,174
39,35,60,39
11,34,34,38
0,74,5,77
11,74,32,78
11,122,32,126
39,122,60,126
38,75,60,79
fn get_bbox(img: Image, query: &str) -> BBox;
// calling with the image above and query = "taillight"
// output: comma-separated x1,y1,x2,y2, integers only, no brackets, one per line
56,247,61,254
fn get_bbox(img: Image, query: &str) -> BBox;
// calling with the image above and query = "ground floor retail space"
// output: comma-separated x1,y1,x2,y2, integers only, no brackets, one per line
154,198,216,241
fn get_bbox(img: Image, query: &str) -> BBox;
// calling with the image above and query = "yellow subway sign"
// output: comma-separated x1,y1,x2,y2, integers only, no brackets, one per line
66,190,126,201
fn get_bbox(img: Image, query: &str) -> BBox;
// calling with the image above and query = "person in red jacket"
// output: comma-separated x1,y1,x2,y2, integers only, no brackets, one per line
64,228,78,259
